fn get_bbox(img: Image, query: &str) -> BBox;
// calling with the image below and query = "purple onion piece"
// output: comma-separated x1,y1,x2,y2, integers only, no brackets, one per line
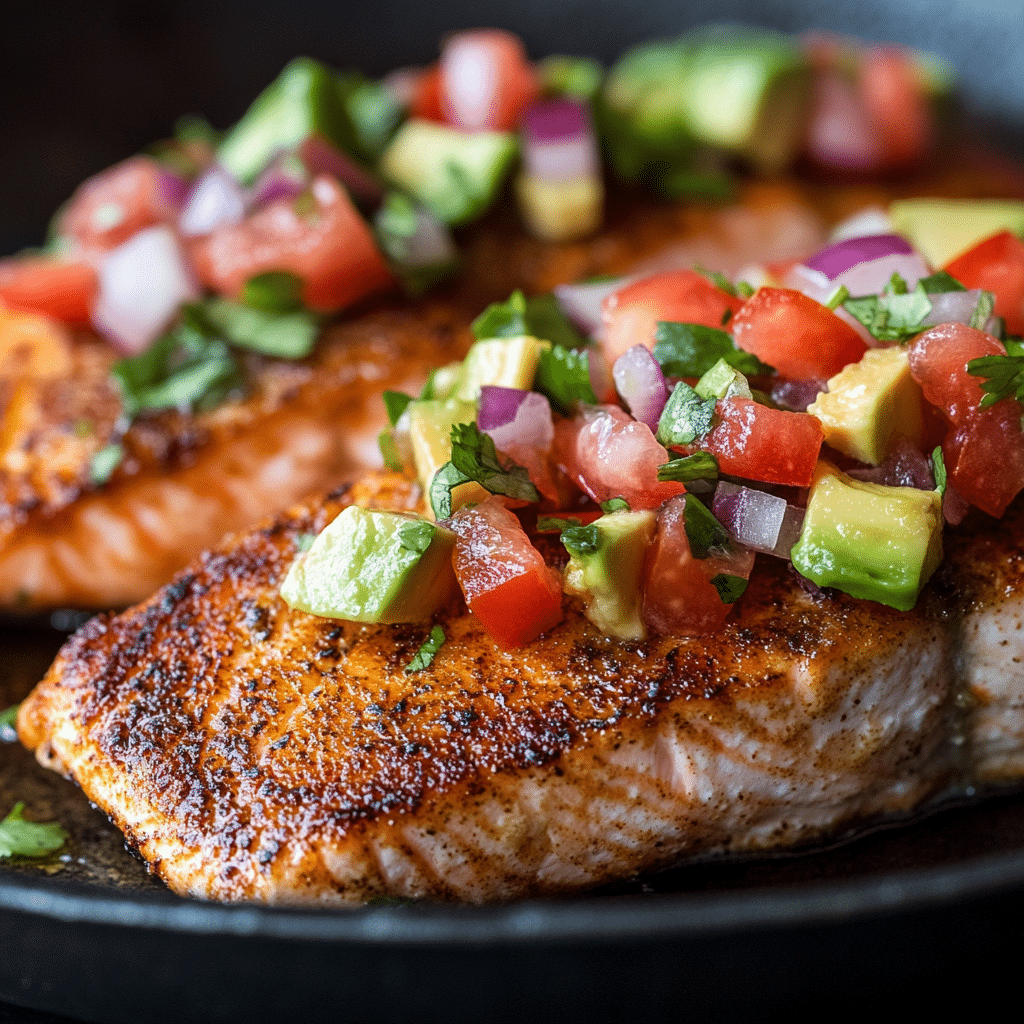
554,277,625,335
299,135,384,206
943,481,970,526
713,481,789,555
847,435,934,489
771,377,827,412
521,98,600,181
612,345,668,430
804,234,915,281
478,385,531,431
478,388,554,457
179,164,247,237
250,153,309,209
157,168,191,213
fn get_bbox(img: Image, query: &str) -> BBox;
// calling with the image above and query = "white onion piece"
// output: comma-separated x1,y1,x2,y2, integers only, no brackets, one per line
440,33,500,131
829,206,893,243
612,345,668,430
713,482,788,554
554,277,627,335
478,387,553,458
920,289,999,333
521,98,599,181
178,164,247,237
92,226,198,355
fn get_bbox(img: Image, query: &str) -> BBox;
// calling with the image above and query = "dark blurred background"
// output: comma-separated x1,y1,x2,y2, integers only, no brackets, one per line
0,0,1022,253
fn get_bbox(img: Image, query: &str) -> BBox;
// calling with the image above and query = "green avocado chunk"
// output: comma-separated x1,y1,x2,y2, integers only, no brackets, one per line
889,199,1024,268
280,507,458,623
790,462,943,612
563,510,657,640
217,58,356,185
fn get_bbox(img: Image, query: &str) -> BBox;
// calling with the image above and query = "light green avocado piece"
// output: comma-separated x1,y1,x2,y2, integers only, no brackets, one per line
379,119,517,226
807,347,923,466
696,358,752,401
455,336,549,401
889,199,1024,267
790,462,943,612
678,27,812,173
217,58,353,185
280,507,458,623
563,511,657,640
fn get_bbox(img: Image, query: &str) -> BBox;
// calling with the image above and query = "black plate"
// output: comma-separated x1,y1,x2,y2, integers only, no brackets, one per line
3,2,1024,1021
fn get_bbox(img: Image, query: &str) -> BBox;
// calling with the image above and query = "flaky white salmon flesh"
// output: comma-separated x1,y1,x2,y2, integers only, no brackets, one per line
17,471,1024,905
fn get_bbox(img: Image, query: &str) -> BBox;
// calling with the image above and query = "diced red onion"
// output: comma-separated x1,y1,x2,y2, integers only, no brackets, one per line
920,288,999,333
829,206,893,243
554,277,626,336
612,344,668,429
299,135,384,206
713,481,802,558
250,154,308,209
157,168,191,213
92,226,199,355
478,387,553,455
178,163,247,237
521,98,599,181
771,377,827,412
804,234,915,281
943,481,970,526
847,435,934,487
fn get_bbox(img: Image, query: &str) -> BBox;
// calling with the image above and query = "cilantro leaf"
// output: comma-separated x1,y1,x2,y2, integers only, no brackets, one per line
378,430,404,471
656,382,717,447
970,290,996,330
472,291,584,348
657,451,719,483
0,802,67,859
966,350,1024,408
241,271,304,314
710,573,748,604
918,270,966,294
653,321,772,378
0,704,18,742
399,519,435,553
534,344,597,414
842,286,933,343
932,447,947,496
695,266,741,298
561,522,600,558
202,298,321,359
537,516,583,533
382,390,413,427
405,625,446,673
682,493,728,559
89,443,123,485
472,290,529,340
448,423,539,500
429,463,470,521
600,497,630,512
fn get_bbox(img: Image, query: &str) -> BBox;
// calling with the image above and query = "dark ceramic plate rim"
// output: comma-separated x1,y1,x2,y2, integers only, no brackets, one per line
3,843,1024,944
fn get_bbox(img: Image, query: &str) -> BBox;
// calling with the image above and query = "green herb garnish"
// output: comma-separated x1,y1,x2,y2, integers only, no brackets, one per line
382,390,413,427
682,493,729,559
472,290,584,349
710,573,748,604
656,382,717,447
405,625,446,673
842,277,936,343
653,322,772,378
970,290,996,330
966,346,1024,408
0,704,18,742
560,522,600,557
241,271,304,314
398,520,435,553
918,270,966,294
657,451,719,483
202,298,320,359
536,516,583,533
600,497,630,513
932,447,947,496
0,803,67,859
89,443,123,485
378,430,404,471
534,344,597,415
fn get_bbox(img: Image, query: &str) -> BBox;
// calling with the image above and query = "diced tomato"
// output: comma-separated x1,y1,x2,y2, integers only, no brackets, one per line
944,232,1024,335
641,495,755,637
439,30,538,131
859,46,933,168
943,398,1024,518
687,398,824,488
907,322,1004,426
190,175,393,313
409,64,446,122
447,497,563,647
600,270,744,366
58,156,175,257
0,258,97,325
730,287,867,381
554,405,685,511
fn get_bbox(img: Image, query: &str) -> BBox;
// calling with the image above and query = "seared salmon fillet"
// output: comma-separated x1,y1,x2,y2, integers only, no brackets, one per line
18,473,958,904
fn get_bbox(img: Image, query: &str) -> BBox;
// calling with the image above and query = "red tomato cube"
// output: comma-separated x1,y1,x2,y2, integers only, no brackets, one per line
944,231,1024,335
0,258,97,325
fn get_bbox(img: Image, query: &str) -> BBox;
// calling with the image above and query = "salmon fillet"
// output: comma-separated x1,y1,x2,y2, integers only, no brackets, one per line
18,473,962,904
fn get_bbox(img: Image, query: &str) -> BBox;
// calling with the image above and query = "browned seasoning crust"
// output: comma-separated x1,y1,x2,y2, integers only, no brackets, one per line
19,473,956,903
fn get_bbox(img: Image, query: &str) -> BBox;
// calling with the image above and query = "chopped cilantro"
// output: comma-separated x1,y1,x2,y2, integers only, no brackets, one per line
736,280,755,299
241,271,304,314
657,169,736,201
429,423,539,519
382,390,413,427
966,346,1024,408
560,522,600,558
695,266,741,298
472,290,584,348
657,451,719,483
918,270,966,294
0,704,18,742
398,519,435,553
682,493,729,559
653,322,773,378
376,192,420,239
887,271,909,295
970,290,996,330
405,625,446,673
472,290,529,340
842,285,933,343
0,802,67,859
202,298,321,359
656,382,717,447
378,430,405,471
932,447,947,496
536,516,582,533
600,497,630,513
534,344,596,415
710,573,748,604
89,443,123,485
295,532,317,553
342,78,405,162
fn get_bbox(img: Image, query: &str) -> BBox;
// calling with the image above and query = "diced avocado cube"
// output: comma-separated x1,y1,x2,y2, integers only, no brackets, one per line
889,199,1024,267
406,398,488,516
217,58,355,185
379,119,517,226
790,462,943,611
514,173,604,242
696,358,752,401
280,507,458,623
563,510,657,640
455,336,549,401
808,347,924,466
678,27,812,173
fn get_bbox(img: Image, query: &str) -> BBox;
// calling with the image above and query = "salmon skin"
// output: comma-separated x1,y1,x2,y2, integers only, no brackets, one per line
18,471,980,905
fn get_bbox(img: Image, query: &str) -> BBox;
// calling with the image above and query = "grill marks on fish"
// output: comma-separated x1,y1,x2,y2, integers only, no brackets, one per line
19,474,959,904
